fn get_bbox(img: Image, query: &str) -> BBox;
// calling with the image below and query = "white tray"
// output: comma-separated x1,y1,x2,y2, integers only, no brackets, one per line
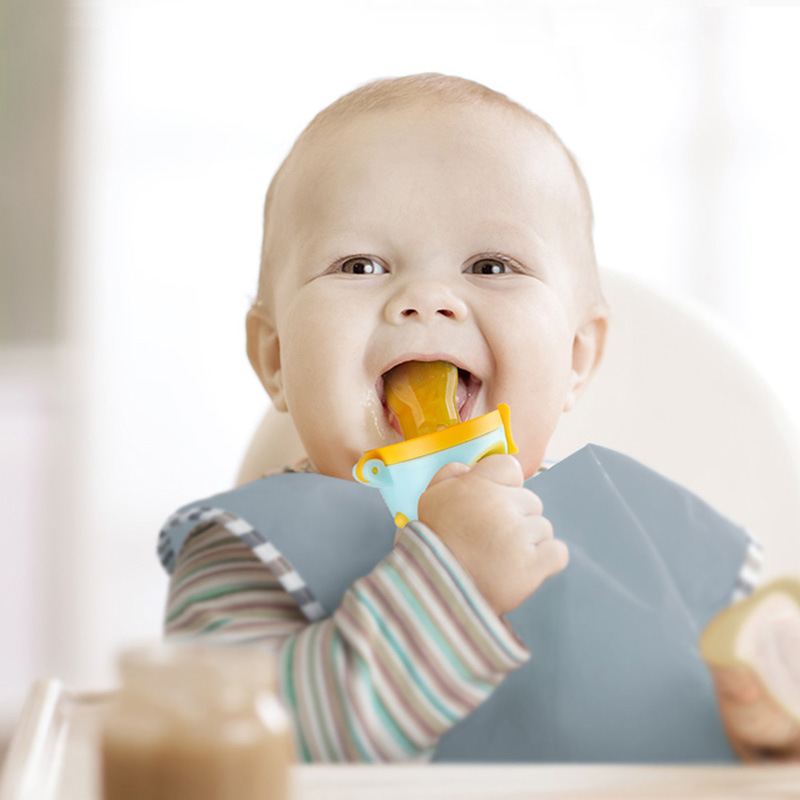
0,680,108,800
4,679,800,800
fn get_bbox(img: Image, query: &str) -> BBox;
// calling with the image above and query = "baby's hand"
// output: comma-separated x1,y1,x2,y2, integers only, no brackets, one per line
417,455,568,616
701,579,800,762
709,662,800,761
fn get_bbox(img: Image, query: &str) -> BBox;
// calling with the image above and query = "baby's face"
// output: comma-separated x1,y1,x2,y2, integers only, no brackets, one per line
250,103,605,479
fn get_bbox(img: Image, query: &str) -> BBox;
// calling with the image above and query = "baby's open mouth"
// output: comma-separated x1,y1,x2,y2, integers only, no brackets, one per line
377,360,482,438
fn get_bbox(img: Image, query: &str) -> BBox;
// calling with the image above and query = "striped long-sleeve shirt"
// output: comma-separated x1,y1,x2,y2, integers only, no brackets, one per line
163,463,764,762
165,515,530,761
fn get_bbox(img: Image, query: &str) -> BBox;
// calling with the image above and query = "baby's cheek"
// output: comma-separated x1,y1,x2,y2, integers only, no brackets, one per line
506,402,562,479
516,446,548,481
298,395,378,481
361,390,394,447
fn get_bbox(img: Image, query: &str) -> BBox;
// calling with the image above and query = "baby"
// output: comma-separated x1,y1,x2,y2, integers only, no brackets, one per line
163,74,800,762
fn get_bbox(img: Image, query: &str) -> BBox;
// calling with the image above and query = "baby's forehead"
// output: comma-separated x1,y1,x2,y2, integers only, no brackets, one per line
279,101,579,210
299,99,559,163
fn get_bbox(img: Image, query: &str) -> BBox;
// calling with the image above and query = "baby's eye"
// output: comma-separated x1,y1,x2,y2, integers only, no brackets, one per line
468,258,513,275
339,256,387,275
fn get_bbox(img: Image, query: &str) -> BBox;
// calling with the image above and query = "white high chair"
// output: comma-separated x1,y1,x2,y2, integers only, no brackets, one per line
237,268,800,579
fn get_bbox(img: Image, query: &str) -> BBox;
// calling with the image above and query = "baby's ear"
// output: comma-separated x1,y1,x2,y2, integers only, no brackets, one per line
564,310,608,413
246,305,287,412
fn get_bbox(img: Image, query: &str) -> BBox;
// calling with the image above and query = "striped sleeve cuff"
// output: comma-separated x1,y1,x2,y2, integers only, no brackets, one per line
164,522,309,643
731,533,765,603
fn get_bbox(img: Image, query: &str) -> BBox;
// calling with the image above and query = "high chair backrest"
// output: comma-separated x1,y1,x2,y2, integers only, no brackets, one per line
237,268,800,579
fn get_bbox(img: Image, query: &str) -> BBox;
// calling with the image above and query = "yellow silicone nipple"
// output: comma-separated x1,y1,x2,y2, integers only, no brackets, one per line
383,361,460,439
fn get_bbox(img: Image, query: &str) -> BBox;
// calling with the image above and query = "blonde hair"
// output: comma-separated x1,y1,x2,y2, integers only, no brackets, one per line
257,73,601,310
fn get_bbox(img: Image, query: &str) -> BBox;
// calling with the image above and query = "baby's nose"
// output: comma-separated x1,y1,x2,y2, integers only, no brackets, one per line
384,280,469,324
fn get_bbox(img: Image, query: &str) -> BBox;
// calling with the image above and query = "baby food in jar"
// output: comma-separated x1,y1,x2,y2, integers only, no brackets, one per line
101,643,294,800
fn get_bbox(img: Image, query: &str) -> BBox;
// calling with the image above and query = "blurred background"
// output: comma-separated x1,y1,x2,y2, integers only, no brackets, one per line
2,0,800,730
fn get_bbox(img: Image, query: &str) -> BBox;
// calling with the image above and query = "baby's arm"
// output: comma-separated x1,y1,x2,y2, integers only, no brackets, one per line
165,515,530,761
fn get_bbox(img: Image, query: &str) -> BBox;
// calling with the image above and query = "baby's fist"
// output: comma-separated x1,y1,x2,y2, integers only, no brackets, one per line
709,662,800,761
418,455,568,616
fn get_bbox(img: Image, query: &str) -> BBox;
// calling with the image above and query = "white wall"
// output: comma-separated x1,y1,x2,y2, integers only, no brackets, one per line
4,1,800,722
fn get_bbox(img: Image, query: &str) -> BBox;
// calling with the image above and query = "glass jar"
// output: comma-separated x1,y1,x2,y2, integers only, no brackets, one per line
101,643,294,800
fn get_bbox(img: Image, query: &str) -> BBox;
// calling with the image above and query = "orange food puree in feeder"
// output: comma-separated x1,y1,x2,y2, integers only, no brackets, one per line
384,360,460,439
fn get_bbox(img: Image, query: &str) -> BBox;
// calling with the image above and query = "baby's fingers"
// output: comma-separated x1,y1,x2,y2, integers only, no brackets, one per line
470,454,524,487
518,487,544,518
530,538,570,583
426,461,471,489
710,663,800,760
509,537,569,609
513,515,566,584
710,663,765,705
